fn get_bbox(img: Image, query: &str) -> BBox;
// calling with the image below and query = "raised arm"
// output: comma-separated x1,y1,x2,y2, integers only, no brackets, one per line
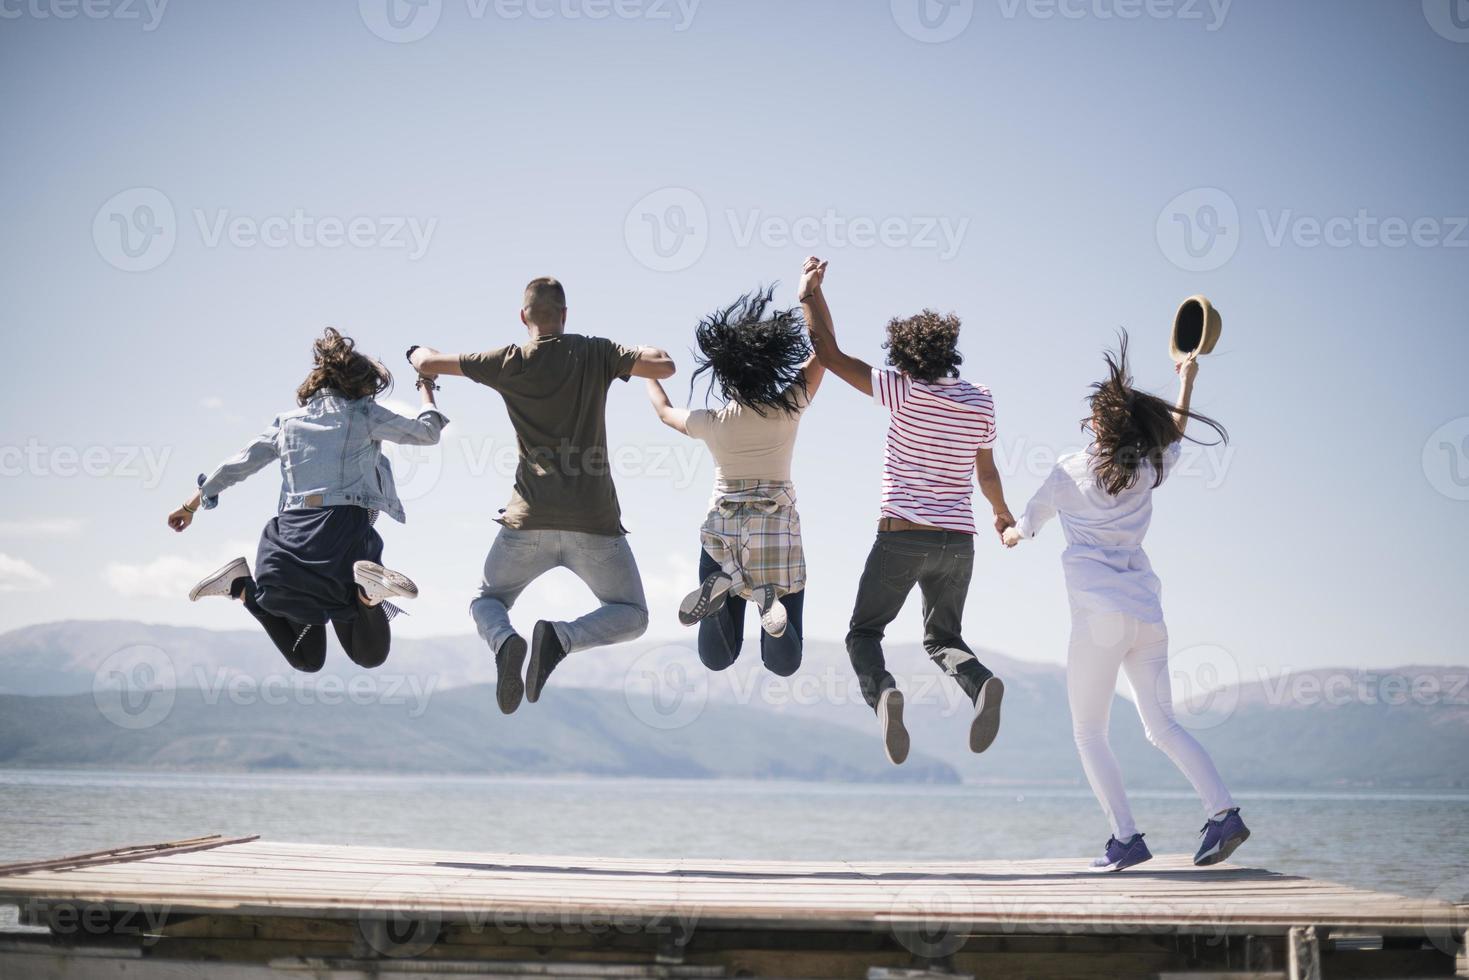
168,421,281,532
628,347,677,380
974,448,1016,541
408,346,466,379
645,378,690,434
798,256,873,397
1172,353,1199,437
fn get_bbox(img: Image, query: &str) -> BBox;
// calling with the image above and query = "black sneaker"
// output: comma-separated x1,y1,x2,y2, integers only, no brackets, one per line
526,621,567,704
968,676,1005,754
878,688,910,766
495,634,527,715
678,572,733,626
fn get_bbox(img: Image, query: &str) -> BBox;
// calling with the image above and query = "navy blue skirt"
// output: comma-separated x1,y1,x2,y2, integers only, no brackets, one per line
253,506,383,626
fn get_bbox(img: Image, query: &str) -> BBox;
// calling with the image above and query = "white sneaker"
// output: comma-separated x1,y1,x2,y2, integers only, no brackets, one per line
754,585,788,638
353,561,419,605
189,557,250,602
878,688,910,766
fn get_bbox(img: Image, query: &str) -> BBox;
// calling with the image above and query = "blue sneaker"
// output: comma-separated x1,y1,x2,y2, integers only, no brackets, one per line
1193,808,1250,866
1089,833,1152,873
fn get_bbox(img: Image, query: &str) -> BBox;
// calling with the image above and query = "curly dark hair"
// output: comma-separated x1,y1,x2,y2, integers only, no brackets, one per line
1086,330,1227,495
883,309,963,383
296,327,392,405
689,286,811,417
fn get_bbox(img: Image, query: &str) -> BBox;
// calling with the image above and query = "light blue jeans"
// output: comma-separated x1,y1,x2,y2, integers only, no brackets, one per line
470,527,649,656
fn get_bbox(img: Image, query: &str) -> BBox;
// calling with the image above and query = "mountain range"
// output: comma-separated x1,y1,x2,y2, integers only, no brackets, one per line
1,620,1465,789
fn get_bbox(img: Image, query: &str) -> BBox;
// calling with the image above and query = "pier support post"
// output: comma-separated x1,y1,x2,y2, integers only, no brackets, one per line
1287,926,1322,980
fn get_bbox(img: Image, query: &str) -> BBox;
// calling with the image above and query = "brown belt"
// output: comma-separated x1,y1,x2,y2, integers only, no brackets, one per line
878,517,947,533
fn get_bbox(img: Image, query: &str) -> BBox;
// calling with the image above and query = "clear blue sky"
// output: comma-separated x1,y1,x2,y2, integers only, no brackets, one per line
1,0,1465,680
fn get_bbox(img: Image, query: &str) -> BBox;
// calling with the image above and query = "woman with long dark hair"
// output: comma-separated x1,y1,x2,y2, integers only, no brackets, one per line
644,260,827,676
166,328,447,673
1004,332,1249,872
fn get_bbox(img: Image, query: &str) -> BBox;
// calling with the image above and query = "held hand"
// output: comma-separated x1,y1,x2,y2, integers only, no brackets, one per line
408,345,439,375
992,509,1016,538
167,506,195,532
798,255,828,300
1002,527,1022,549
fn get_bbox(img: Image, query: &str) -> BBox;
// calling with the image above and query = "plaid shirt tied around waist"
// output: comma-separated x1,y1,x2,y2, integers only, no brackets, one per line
699,480,805,599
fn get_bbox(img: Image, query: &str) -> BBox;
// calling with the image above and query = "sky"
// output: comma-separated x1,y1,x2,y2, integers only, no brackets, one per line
0,0,1465,685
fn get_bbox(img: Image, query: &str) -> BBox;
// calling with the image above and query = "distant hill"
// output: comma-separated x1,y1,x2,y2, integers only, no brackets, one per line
1,620,1466,789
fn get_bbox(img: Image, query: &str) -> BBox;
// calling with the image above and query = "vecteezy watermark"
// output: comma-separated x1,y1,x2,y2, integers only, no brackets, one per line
1422,0,1469,43
623,645,710,731
1166,642,1241,731
625,187,971,272
93,188,438,271
1158,187,1468,271
0,440,172,488
624,187,708,273
0,0,168,30
191,669,439,718
93,187,176,272
20,899,173,948
992,437,1237,489
891,0,976,43
359,0,699,43
92,644,177,730
889,880,974,959
1254,669,1469,710
996,0,1232,31
1423,417,1469,502
1156,187,1240,273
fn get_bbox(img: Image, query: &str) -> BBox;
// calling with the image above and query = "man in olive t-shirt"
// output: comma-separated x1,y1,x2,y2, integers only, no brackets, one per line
409,277,676,716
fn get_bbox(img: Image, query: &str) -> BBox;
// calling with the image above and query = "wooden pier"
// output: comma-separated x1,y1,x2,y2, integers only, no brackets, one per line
0,835,1464,979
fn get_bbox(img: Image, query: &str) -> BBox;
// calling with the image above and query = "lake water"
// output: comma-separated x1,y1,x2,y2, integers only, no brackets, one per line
2,770,1466,919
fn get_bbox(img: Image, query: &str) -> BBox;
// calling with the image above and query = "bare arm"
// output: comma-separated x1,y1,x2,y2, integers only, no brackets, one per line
408,346,466,378
628,347,677,380
975,448,1016,540
645,378,690,434
1172,353,1199,437
798,256,872,397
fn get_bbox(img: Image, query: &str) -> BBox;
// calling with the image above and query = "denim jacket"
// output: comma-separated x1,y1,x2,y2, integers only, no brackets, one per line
197,390,448,524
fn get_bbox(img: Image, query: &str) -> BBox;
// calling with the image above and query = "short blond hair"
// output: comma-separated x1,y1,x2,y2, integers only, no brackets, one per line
523,277,566,327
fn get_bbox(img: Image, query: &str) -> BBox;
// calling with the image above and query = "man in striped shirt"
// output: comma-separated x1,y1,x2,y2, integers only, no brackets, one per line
800,257,1014,766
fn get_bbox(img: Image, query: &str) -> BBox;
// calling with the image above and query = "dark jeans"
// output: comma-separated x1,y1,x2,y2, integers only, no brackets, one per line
697,549,804,677
234,578,391,673
846,530,992,710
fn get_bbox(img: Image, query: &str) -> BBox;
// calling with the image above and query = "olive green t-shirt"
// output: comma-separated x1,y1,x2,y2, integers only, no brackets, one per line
460,334,640,536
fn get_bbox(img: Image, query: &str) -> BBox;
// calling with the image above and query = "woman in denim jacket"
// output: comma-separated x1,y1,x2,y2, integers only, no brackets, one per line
167,329,448,672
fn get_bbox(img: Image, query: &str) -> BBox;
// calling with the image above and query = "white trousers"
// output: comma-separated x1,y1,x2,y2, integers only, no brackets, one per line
1067,610,1235,840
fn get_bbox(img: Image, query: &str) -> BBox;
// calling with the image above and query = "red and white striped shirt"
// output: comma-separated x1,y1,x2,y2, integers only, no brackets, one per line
872,368,996,535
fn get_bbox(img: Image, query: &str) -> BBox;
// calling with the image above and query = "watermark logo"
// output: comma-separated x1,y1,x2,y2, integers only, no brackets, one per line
1156,187,1239,272
381,438,445,503
1423,0,1469,42
623,645,708,730
1423,417,1469,501
1423,874,1469,956
1168,641,1240,730
93,187,176,272
92,643,177,730
890,881,972,959
892,0,975,43
625,187,707,272
358,875,443,957
996,0,1232,31
360,0,443,42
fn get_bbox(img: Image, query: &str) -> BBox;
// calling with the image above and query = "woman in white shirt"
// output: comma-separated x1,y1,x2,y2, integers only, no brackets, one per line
646,262,827,677
1004,333,1249,873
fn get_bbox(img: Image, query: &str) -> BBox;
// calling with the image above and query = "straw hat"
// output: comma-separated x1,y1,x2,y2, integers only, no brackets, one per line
1171,295,1222,363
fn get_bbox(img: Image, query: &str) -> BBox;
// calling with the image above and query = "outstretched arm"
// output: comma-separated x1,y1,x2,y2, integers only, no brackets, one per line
1172,353,1199,437
645,378,690,434
628,347,677,380
799,256,873,397
408,346,466,379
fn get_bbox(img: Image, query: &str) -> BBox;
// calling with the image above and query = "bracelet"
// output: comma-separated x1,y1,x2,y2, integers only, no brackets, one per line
415,374,440,392
182,501,197,514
